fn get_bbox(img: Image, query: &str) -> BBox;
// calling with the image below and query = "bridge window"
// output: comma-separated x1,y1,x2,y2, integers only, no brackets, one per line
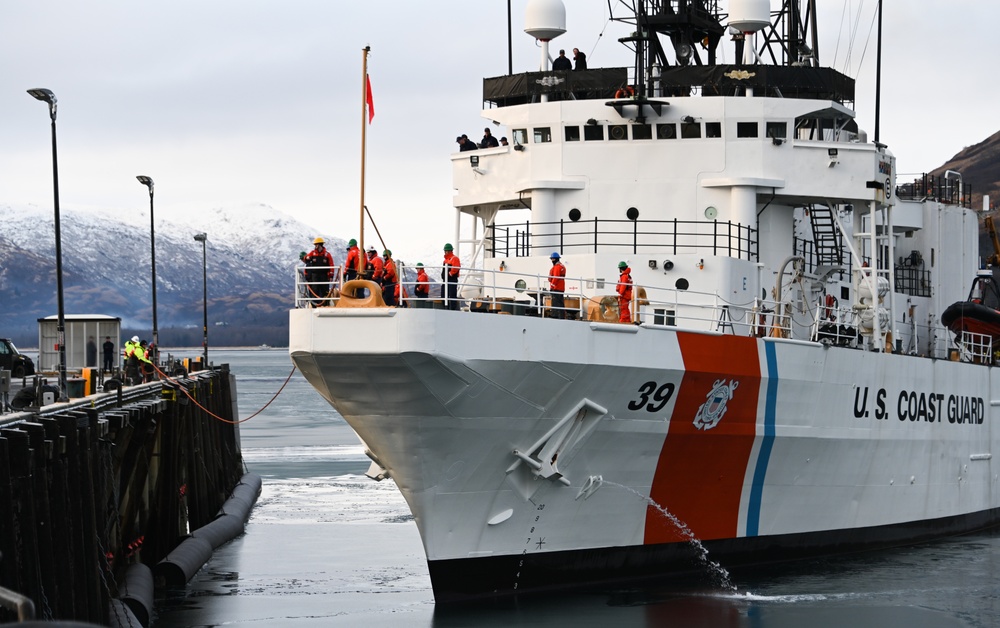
737,122,758,138
766,121,787,139
513,129,528,145
584,124,604,141
609,125,628,140
565,126,581,142
706,122,722,138
632,124,652,140
681,122,701,138
533,127,552,143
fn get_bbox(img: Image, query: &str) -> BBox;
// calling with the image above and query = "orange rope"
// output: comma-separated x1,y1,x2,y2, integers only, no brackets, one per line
153,362,298,425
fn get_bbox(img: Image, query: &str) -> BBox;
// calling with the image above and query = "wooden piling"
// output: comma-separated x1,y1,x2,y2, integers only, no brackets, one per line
0,367,246,623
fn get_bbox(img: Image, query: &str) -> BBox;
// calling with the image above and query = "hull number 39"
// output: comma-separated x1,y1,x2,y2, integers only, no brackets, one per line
628,381,675,412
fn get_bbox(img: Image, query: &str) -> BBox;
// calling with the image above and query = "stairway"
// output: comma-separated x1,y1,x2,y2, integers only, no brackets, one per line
808,205,843,265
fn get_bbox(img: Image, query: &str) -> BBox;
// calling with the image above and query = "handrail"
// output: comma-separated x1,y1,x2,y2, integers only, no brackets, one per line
292,263,978,364
487,218,758,261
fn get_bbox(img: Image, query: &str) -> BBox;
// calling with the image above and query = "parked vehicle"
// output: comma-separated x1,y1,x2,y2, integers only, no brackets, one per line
1,338,36,378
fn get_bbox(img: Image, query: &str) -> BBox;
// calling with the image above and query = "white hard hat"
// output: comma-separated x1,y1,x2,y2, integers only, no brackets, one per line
131,336,139,342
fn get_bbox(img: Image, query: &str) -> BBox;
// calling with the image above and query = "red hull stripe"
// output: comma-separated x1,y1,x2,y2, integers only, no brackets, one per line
644,333,761,543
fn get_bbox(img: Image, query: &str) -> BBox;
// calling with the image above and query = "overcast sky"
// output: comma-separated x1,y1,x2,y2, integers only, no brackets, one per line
2,1,997,263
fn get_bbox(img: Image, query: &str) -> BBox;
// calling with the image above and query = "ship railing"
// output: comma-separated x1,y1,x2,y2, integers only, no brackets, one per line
293,265,341,308
285,263,817,338
394,266,800,335
294,266,1000,364
896,173,973,208
954,331,994,365
488,218,758,261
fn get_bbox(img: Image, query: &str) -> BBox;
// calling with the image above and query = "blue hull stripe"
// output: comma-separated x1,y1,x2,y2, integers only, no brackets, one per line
747,341,778,536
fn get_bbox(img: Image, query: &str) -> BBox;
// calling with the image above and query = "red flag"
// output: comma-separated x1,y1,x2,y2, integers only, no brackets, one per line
366,75,375,123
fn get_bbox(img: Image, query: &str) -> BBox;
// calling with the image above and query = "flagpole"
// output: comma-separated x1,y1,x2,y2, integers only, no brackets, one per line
359,45,370,273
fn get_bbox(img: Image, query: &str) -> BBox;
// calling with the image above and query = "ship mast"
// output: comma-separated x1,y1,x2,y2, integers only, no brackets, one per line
610,1,832,101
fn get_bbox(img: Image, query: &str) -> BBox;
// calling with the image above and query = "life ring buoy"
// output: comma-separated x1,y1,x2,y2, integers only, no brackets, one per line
615,86,635,99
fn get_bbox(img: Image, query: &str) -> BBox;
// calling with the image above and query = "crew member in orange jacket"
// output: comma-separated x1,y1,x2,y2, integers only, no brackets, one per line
344,238,361,281
414,263,430,300
442,243,461,310
616,261,633,323
365,247,384,286
381,249,398,306
548,252,566,318
394,280,408,307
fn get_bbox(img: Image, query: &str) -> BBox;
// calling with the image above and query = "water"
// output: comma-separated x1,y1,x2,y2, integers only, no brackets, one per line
154,349,1000,627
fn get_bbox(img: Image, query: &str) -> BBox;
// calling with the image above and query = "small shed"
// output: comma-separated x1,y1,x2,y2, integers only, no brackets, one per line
37,314,122,372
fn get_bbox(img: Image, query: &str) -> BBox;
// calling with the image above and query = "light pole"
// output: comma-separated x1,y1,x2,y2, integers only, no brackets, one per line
193,233,208,366
27,88,69,402
136,175,158,358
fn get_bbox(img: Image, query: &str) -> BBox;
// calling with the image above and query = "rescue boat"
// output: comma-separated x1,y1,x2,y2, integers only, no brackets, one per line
289,0,1000,602
943,267,1000,326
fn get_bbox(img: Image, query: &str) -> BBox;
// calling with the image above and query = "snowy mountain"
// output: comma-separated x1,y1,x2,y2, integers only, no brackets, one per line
0,202,344,346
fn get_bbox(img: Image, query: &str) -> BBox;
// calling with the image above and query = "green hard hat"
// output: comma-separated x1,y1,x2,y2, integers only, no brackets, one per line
349,238,357,246
443,243,454,251
618,261,628,269
383,249,391,256
416,262,424,267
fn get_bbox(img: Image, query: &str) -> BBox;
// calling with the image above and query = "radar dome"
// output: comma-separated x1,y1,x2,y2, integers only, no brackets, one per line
729,0,771,32
524,0,566,42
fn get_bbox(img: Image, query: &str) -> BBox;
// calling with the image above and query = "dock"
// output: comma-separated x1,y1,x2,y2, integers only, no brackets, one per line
0,365,254,625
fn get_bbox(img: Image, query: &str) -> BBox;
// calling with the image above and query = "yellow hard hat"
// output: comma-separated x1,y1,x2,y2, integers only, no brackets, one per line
313,237,325,245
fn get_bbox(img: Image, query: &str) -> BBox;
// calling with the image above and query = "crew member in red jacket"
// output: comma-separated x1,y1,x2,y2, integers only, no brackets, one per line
381,249,398,306
394,280,408,307
548,252,566,318
442,243,461,310
616,261,633,323
304,237,334,304
365,247,384,286
415,263,430,300
344,238,361,281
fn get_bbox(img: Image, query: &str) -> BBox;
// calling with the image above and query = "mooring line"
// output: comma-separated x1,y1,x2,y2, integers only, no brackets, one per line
152,363,298,424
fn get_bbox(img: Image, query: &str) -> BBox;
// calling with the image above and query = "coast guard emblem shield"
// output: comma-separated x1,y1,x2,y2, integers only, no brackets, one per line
693,379,739,430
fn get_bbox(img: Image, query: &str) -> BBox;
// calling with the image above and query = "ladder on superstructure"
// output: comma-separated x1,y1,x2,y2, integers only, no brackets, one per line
808,205,844,266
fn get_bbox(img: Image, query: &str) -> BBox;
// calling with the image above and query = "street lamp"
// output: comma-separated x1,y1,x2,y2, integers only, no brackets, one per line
136,175,158,359
193,233,208,366
27,88,69,402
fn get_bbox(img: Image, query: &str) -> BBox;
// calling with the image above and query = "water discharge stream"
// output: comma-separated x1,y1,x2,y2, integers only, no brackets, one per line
602,480,737,592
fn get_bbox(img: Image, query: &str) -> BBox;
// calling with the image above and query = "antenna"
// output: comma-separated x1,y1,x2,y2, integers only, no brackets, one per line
524,0,566,73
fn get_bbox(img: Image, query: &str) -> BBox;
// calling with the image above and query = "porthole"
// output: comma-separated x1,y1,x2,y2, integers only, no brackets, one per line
569,208,582,221
675,278,690,291
626,207,639,220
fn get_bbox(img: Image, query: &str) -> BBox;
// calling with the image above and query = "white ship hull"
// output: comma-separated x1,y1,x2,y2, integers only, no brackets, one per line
290,307,999,600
